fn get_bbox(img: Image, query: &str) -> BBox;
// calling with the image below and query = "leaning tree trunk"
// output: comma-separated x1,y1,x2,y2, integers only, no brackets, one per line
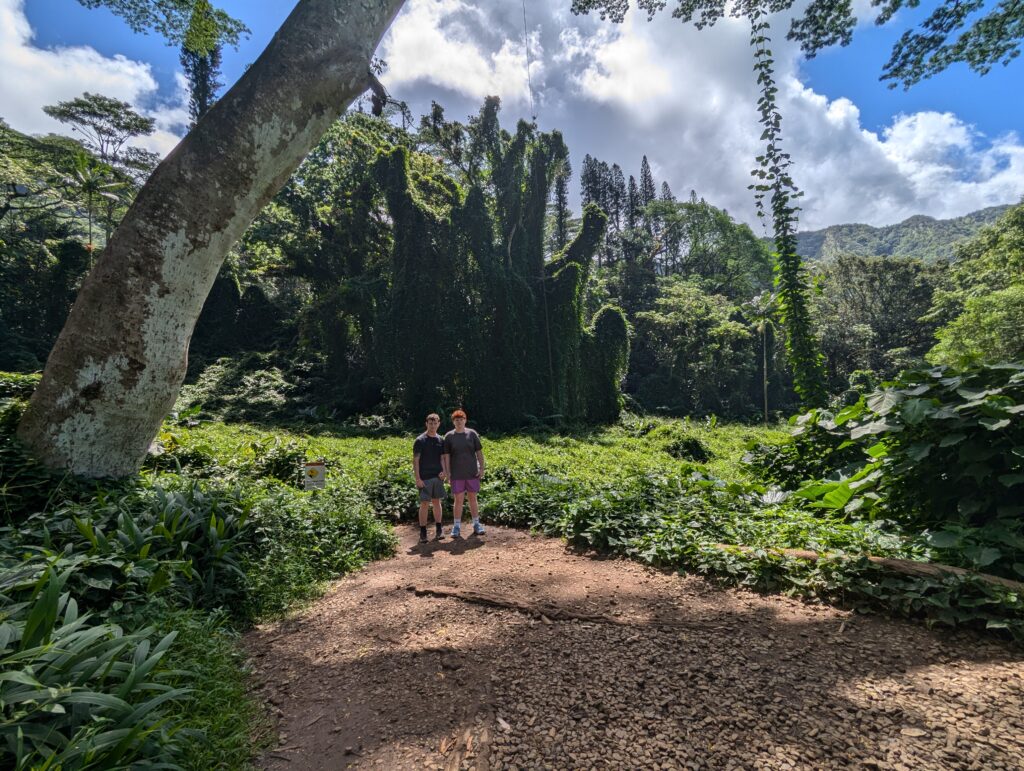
17,0,406,477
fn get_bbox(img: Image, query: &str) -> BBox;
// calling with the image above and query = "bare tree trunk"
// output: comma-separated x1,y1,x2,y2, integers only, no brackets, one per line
762,327,769,424
18,0,406,477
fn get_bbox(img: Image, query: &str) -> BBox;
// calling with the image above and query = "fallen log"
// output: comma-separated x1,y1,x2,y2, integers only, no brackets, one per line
713,544,1024,593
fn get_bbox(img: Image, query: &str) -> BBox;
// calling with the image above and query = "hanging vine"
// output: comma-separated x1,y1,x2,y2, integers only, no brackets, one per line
748,7,827,407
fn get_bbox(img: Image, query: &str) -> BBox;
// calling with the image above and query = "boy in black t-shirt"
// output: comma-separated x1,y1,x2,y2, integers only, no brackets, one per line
413,413,447,542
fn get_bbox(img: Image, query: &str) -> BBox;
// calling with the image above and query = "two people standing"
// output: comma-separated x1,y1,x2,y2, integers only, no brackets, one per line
412,409,486,543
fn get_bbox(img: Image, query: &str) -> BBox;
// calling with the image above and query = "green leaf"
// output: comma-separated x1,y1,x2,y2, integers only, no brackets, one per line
998,473,1024,487
851,420,901,440
821,484,853,509
964,546,1002,568
979,417,1010,431
905,442,933,461
22,569,61,650
926,531,961,548
865,442,888,458
901,398,934,425
938,433,966,447
867,389,903,416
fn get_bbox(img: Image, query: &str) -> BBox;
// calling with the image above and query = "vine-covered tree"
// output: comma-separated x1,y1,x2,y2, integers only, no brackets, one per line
385,99,629,426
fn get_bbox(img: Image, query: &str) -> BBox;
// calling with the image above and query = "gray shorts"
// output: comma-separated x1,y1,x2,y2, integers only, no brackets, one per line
418,477,446,501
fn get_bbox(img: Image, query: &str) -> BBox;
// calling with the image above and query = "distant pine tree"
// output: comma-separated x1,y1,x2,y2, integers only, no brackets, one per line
660,181,675,201
609,163,625,233
627,175,640,231
639,155,656,207
553,154,572,252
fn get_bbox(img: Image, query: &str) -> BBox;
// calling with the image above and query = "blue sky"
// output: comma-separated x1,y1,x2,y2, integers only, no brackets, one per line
6,0,1024,229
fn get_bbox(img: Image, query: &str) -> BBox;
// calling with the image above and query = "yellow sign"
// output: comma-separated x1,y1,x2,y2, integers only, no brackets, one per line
303,460,326,489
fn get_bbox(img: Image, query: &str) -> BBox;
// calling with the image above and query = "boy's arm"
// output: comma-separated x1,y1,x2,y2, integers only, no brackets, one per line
413,453,424,487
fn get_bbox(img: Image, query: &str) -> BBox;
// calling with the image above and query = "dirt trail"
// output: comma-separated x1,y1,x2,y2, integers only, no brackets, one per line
246,525,1024,770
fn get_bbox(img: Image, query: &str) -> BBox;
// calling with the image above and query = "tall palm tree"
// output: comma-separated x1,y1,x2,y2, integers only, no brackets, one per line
743,290,779,424
70,153,124,261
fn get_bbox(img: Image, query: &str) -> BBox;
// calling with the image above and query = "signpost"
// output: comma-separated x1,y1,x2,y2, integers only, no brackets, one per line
302,459,326,490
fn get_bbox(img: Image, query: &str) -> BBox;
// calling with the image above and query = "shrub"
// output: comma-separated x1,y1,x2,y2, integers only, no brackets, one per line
0,568,189,768
0,372,40,399
238,482,396,619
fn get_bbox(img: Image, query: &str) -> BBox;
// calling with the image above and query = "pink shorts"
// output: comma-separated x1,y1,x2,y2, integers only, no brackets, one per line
450,478,481,495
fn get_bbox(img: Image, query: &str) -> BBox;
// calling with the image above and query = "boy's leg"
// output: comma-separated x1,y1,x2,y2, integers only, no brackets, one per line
452,491,465,536
468,491,485,534
418,497,429,542
431,498,444,539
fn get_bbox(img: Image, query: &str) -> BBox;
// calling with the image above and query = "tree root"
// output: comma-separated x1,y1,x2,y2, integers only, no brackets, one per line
407,585,717,629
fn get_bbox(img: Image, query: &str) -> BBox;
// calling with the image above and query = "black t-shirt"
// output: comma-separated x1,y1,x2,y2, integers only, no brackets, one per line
443,429,482,480
413,433,445,478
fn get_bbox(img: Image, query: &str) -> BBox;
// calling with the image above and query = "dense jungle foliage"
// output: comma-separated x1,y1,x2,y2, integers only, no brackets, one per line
3,89,1023,767
5,102,1022,428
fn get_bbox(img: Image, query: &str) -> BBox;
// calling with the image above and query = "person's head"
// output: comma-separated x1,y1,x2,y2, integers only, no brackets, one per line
425,413,440,432
451,409,467,429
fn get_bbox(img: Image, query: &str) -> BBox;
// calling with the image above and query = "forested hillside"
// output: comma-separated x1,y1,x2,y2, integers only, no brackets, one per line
796,206,1012,262
4,109,1023,425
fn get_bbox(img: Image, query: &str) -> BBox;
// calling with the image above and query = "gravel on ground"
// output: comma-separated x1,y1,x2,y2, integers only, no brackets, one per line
247,524,1024,770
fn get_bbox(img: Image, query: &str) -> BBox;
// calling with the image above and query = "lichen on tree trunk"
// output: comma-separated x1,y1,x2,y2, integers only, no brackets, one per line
17,0,406,478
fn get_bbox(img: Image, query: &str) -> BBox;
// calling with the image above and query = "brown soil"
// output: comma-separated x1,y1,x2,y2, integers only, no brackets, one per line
246,524,1024,770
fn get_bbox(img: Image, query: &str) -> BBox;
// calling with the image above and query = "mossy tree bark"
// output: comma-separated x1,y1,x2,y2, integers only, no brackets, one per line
17,0,406,477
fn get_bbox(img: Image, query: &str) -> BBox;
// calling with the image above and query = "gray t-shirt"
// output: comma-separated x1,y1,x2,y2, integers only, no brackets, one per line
443,429,482,480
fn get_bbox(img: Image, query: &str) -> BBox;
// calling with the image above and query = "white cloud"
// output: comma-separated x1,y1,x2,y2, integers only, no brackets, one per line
382,0,536,105
381,0,1024,230
5,0,1020,228
0,0,187,156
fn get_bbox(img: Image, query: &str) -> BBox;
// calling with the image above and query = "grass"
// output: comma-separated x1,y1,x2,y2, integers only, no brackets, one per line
170,414,789,489
160,608,272,770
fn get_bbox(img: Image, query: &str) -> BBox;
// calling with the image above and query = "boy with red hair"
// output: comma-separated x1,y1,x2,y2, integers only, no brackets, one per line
441,409,486,538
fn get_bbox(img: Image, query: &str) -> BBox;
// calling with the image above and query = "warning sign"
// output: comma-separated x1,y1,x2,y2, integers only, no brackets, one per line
302,460,326,490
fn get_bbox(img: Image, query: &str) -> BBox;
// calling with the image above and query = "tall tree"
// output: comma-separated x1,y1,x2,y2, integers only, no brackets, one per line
609,163,626,234
639,155,656,218
19,0,407,477
749,10,827,405
42,93,154,242
626,174,640,231
180,0,225,126
552,153,572,252
43,93,155,168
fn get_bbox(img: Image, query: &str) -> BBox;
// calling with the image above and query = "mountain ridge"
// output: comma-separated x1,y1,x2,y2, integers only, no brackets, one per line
795,205,1014,262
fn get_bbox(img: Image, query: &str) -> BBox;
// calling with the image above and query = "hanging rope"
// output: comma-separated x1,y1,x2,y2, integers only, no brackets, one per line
522,0,537,121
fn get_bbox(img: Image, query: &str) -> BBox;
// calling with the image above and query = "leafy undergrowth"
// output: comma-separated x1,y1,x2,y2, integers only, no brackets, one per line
3,366,1021,768
175,407,1022,641
0,397,395,769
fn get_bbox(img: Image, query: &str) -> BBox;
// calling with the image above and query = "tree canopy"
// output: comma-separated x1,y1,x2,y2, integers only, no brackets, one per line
570,0,1024,88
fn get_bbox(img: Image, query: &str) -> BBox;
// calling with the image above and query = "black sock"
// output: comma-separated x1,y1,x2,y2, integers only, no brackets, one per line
435,522,443,534
420,525,427,539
